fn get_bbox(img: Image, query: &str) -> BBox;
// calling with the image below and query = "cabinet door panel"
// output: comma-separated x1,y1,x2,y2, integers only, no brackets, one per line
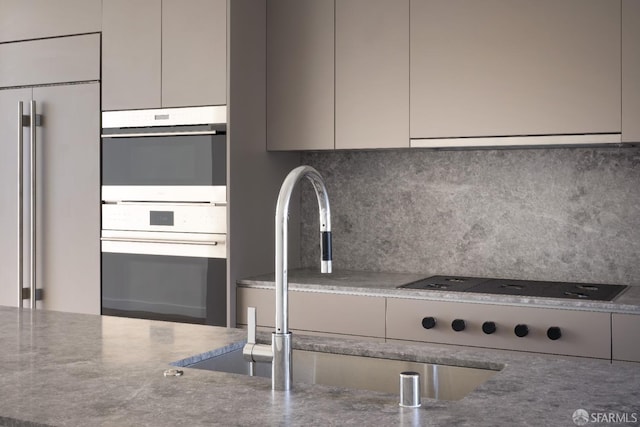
290,291,385,338
237,287,385,338
410,0,621,139
335,0,409,149
162,0,227,107
612,313,640,362
0,88,31,308
623,0,640,142
266,0,334,150
0,34,100,88
0,0,100,43
34,83,100,315
102,0,161,110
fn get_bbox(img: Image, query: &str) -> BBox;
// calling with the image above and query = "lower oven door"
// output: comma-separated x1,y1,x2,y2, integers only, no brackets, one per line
101,231,226,326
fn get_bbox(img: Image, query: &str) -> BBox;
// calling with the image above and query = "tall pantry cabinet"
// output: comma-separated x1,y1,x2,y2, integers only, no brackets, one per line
0,34,100,314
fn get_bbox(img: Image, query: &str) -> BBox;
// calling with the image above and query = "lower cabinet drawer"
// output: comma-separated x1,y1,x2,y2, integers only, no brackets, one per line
386,298,611,359
237,287,386,338
612,313,640,362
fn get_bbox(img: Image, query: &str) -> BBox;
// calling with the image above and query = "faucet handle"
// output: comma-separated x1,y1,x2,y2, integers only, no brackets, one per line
247,306,257,344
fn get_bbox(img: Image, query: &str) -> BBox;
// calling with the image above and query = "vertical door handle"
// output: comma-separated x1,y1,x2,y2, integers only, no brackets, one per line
29,100,37,310
18,102,24,308
247,306,257,376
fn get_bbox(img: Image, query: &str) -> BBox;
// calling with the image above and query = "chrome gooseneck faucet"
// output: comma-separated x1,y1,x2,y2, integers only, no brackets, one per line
243,166,332,391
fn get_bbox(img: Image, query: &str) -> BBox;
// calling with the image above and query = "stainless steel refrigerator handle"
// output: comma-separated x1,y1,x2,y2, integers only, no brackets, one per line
29,100,37,310
18,102,24,308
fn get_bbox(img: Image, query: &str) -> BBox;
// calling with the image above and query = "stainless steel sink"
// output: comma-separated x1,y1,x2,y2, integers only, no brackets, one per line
187,348,499,401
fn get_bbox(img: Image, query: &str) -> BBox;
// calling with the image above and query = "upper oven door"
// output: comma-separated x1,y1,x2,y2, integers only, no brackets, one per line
101,107,227,203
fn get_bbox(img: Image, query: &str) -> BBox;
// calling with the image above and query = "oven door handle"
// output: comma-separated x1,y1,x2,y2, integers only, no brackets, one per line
100,237,223,246
101,130,220,138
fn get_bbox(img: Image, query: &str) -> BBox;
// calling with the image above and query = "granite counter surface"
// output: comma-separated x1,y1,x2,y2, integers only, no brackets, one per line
0,306,638,427
238,269,640,314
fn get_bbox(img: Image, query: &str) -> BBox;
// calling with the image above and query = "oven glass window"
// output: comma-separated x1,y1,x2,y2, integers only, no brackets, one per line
102,133,226,186
102,253,226,326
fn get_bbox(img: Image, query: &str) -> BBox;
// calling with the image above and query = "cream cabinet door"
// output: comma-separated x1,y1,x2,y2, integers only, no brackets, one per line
33,83,101,315
0,0,100,43
335,0,409,149
410,0,621,140
266,0,335,151
623,0,640,143
0,34,100,88
162,0,227,107
612,313,640,362
102,0,162,110
102,0,226,110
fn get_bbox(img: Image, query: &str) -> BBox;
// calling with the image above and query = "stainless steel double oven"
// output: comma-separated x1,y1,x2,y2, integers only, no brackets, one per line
101,106,227,326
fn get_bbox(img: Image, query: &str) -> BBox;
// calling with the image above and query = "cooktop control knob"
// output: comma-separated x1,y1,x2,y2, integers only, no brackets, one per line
421,317,436,329
547,326,562,340
452,319,466,332
514,324,529,337
482,321,497,335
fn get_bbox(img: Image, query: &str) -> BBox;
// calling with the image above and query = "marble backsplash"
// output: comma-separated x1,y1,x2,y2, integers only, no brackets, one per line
299,147,640,286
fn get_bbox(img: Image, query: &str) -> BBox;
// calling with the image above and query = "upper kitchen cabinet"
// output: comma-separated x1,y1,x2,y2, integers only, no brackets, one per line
0,34,100,87
162,0,226,108
623,0,640,143
0,0,100,43
266,0,334,151
102,0,226,111
102,0,161,110
335,0,409,149
267,0,408,151
410,0,622,147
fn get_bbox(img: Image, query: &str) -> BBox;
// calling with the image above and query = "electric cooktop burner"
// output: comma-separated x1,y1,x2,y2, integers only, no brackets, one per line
398,275,627,301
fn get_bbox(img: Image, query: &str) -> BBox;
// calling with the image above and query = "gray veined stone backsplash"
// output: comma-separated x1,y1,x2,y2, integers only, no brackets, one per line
299,147,640,286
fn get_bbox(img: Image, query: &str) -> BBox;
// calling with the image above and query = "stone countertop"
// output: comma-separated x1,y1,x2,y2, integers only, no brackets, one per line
237,269,640,314
1,306,639,427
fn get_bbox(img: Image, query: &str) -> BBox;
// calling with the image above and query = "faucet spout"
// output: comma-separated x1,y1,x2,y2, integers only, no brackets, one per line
243,166,332,391
275,166,332,335
273,165,332,391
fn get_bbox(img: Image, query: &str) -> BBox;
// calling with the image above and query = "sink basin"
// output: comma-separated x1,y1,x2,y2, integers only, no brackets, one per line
187,348,499,401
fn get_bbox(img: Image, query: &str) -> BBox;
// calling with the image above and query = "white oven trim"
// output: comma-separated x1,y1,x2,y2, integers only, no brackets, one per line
101,185,227,203
102,106,227,128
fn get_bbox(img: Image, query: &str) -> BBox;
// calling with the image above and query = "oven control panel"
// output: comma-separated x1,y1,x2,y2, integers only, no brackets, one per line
102,203,226,234
387,298,611,359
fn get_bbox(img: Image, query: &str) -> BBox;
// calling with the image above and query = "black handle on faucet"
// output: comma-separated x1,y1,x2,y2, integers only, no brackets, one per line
322,231,332,261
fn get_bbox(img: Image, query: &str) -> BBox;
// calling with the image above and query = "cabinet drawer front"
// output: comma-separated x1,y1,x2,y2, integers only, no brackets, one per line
290,292,385,338
237,288,385,338
387,298,611,359
612,313,640,362
0,34,100,88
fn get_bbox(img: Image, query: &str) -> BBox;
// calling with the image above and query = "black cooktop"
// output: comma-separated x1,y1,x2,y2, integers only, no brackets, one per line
398,275,627,301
